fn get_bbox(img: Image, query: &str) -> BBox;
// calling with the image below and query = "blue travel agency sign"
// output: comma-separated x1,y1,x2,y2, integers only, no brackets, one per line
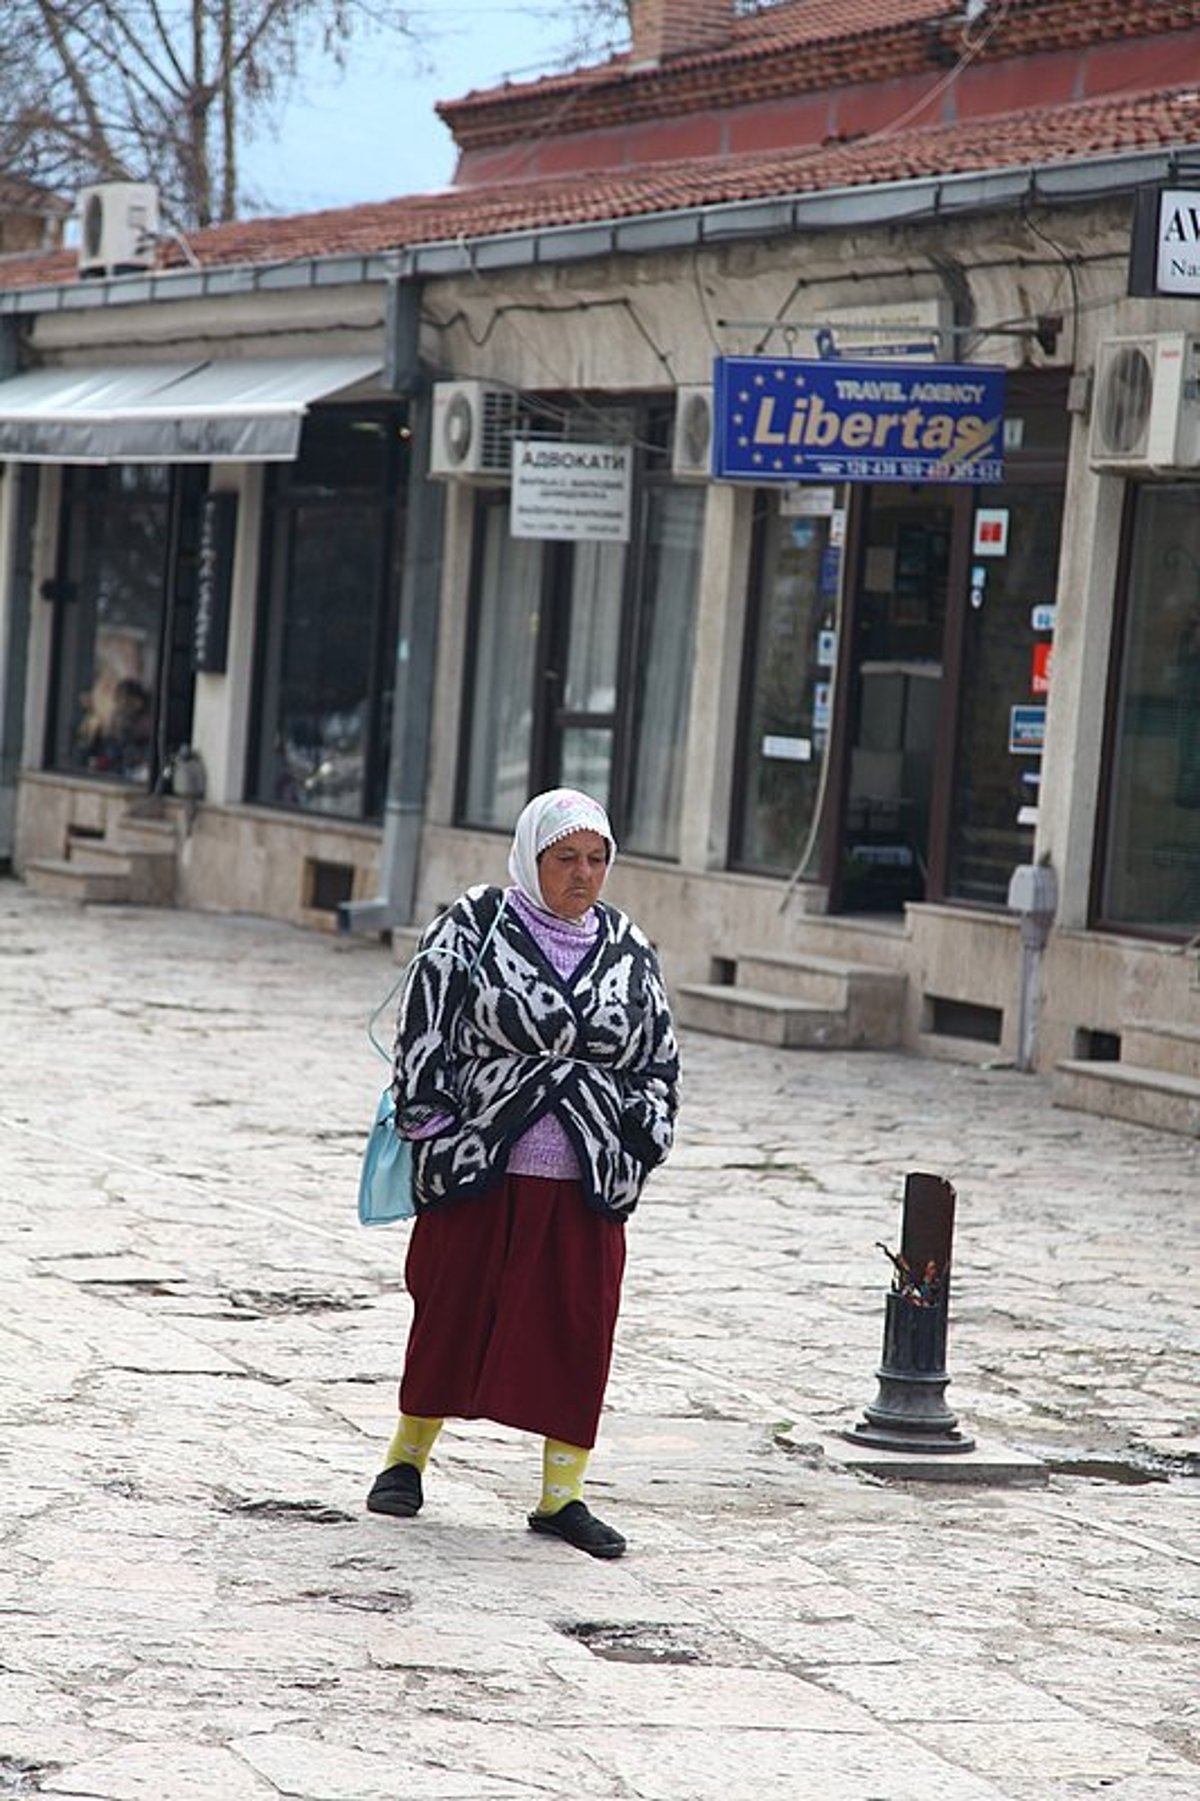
713,356,1005,485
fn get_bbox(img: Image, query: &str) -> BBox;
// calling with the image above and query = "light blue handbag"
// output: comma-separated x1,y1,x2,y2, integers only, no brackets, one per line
357,894,508,1227
357,1085,415,1227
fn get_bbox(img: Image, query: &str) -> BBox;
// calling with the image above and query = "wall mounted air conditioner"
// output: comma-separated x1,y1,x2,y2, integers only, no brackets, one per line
1089,334,1200,473
77,183,159,278
429,380,519,479
671,384,714,480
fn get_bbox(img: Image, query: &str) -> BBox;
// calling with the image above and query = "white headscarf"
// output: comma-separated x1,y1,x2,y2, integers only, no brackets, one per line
507,787,616,920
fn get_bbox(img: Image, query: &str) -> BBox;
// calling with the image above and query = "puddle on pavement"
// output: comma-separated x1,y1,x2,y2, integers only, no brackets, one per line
0,1758,57,1796
1047,1458,1165,1485
219,1288,370,1317
1045,1449,1198,1485
213,1491,355,1525
306,1589,413,1614
560,1621,729,1666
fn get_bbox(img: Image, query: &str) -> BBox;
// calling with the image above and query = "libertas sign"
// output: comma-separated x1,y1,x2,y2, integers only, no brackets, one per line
712,356,1005,485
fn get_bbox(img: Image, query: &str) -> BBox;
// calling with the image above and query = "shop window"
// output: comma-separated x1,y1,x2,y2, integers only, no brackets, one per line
623,485,703,858
1098,483,1200,933
250,409,406,820
458,411,704,857
731,493,841,876
46,463,203,789
461,497,546,829
946,481,1065,905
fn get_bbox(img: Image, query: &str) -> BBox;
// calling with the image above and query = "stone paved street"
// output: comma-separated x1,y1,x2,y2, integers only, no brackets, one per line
1,877,1197,1801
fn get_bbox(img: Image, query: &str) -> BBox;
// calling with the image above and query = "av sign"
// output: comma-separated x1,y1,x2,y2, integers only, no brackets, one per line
713,356,1005,485
1157,190,1200,295
1129,185,1200,298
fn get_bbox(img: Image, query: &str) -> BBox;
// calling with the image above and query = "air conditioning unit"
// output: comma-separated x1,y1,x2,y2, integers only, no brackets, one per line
671,384,714,480
77,183,159,278
429,380,519,479
1089,334,1200,472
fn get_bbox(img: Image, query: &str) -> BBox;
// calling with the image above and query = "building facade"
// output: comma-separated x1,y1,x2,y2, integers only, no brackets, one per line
1,0,1198,1124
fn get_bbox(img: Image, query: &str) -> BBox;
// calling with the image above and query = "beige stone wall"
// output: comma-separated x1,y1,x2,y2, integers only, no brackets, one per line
16,773,383,934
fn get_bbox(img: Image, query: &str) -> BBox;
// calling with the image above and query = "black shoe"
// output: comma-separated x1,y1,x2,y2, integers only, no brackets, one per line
527,1499,625,1559
366,1461,423,1518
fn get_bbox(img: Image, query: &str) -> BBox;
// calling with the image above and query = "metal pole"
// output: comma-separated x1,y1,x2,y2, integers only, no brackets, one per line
846,1171,975,1455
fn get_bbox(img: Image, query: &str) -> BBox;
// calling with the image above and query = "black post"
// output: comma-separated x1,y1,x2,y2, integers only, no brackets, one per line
846,1171,975,1454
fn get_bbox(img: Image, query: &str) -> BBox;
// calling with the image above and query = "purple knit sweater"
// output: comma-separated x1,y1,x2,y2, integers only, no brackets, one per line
504,887,597,1180
406,885,598,1183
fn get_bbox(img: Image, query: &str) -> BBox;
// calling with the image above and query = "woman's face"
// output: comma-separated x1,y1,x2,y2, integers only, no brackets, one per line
538,829,609,921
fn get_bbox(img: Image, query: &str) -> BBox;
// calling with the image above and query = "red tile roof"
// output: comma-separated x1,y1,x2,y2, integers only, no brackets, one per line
0,81,1197,294
438,0,1199,147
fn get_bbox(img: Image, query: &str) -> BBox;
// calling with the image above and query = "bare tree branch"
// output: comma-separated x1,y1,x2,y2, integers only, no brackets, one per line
3,0,423,227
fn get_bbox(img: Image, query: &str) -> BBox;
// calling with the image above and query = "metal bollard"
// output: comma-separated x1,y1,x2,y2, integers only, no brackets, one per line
846,1171,975,1454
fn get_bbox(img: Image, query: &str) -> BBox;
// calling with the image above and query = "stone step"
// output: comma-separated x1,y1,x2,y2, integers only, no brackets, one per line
733,949,905,1039
674,982,860,1050
735,948,902,998
24,857,132,906
69,837,175,906
1120,1021,1200,1080
116,815,177,851
1054,1059,1200,1139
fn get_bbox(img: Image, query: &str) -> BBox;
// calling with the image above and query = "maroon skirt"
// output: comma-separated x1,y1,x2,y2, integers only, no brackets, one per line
398,1175,627,1449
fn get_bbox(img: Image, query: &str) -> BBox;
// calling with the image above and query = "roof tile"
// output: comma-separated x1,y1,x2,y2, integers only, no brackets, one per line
1,82,1197,293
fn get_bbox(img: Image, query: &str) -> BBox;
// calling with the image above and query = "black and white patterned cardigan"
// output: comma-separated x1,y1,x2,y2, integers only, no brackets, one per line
391,884,679,1220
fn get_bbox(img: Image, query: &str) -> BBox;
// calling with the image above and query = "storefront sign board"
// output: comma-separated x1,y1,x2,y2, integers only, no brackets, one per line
193,491,237,674
510,440,632,542
713,356,1004,485
1129,186,1200,298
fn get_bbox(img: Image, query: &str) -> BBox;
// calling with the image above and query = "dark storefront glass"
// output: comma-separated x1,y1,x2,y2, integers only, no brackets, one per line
1099,483,1200,932
47,464,203,786
462,497,545,828
947,481,1065,904
458,412,704,855
623,485,703,858
251,409,407,819
732,495,840,874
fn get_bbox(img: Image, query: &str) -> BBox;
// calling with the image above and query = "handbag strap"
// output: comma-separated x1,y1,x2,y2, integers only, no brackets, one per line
367,889,508,1063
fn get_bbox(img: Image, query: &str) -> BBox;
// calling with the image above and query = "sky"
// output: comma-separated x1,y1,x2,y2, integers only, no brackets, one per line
241,3,625,218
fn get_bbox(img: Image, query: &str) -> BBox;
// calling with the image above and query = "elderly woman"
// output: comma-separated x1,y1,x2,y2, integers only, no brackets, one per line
366,788,679,1558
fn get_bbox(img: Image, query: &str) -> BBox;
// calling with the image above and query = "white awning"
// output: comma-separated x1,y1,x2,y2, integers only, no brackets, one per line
0,356,383,463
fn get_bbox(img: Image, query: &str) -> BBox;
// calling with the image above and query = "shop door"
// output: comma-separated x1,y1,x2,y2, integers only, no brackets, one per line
943,479,1065,903
46,464,204,791
537,537,626,812
828,485,971,912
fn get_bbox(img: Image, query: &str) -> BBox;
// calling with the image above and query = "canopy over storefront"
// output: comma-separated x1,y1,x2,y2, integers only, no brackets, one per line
0,356,382,462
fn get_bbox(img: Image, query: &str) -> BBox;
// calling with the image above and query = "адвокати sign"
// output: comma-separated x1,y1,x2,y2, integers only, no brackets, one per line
713,356,1005,485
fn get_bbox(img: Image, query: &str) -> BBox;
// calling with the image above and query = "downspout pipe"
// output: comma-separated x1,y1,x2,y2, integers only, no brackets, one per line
339,278,442,936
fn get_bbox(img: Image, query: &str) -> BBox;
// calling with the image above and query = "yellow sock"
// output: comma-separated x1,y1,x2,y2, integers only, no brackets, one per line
537,1438,590,1515
383,1414,443,1473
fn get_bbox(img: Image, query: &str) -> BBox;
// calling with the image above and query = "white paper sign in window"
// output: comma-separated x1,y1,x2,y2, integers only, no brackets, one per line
511,440,633,543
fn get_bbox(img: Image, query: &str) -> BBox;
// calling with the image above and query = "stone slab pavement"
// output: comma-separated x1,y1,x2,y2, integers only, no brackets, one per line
0,877,1197,1801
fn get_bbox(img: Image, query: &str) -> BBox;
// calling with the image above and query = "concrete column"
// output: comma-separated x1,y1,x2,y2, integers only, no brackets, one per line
0,464,20,858
677,481,754,871
189,464,262,806
1035,435,1123,929
19,462,60,776
425,481,476,825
